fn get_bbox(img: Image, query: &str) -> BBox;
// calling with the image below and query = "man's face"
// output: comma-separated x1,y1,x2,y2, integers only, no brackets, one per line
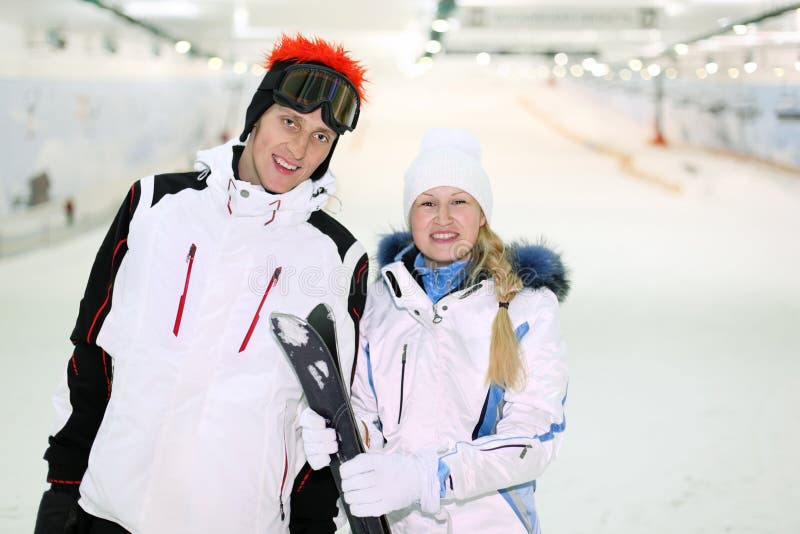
240,104,337,193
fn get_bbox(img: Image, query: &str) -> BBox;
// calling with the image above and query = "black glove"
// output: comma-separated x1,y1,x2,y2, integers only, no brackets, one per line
33,487,80,534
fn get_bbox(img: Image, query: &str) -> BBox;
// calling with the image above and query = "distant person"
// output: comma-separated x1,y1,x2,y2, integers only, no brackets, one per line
301,128,570,532
64,198,74,226
34,34,369,534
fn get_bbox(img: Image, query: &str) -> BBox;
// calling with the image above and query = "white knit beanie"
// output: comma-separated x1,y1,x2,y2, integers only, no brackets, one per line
403,128,493,222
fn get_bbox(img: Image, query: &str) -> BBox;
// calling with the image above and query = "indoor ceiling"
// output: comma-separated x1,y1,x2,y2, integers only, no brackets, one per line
3,1,799,69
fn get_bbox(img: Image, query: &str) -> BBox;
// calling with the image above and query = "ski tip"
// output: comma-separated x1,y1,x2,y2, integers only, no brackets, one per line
270,312,311,348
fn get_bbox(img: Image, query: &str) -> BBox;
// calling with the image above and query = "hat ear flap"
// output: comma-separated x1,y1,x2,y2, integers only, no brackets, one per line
310,136,339,180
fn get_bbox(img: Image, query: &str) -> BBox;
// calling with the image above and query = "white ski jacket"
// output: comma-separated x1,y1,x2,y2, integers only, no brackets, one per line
46,139,369,533
350,235,569,534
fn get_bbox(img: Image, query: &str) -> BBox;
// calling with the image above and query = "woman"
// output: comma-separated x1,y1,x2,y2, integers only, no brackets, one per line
301,128,570,533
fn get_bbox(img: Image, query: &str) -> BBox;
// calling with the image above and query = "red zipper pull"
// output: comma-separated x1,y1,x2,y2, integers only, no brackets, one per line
238,266,283,352
173,243,198,337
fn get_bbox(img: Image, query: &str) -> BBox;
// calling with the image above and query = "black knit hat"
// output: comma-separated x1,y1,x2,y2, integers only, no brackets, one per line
239,60,339,181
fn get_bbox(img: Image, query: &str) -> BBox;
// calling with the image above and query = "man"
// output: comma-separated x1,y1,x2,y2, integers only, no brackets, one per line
34,34,369,534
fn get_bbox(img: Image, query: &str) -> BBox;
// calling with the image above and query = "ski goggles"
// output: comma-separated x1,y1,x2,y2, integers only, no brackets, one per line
273,64,361,135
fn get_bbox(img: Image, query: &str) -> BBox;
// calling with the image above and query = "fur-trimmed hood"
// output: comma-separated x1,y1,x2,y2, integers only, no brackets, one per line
376,231,570,302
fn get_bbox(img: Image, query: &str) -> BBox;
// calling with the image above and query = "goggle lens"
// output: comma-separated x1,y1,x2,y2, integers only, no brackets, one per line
277,66,359,132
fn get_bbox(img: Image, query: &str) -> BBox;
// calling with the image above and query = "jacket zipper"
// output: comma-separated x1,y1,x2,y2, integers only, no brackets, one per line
397,344,408,423
239,267,282,353
279,420,288,521
172,243,197,336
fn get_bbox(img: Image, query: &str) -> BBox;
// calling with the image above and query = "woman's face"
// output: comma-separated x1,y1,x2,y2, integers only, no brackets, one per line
409,186,486,267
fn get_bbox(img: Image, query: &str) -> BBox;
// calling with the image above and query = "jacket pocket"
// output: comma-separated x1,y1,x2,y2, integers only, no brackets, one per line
279,413,289,522
172,243,197,336
239,266,282,353
397,343,408,424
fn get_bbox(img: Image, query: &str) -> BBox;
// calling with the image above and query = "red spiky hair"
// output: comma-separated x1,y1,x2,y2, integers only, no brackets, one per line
266,33,368,103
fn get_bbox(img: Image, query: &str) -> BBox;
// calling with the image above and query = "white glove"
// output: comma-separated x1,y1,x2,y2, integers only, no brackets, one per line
299,407,338,470
339,450,441,517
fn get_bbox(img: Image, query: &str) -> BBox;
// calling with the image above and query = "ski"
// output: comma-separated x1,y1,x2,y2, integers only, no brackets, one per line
270,305,392,534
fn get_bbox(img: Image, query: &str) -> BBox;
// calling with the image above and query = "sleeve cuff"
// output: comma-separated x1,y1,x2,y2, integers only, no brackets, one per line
437,459,452,498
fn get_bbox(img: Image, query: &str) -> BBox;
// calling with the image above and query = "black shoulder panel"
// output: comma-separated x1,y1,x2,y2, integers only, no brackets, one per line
307,210,356,262
152,171,208,207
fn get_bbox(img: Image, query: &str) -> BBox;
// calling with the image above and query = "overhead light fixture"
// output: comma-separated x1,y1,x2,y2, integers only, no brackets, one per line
674,43,689,55
705,59,719,74
425,40,442,54
696,68,708,79
744,54,757,74
664,2,686,17
773,67,785,77
476,52,491,66
208,57,223,70
552,65,566,78
431,19,450,33
592,63,610,77
233,61,247,74
554,52,568,66
619,69,632,81
569,64,584,77
629,58,643,72
647,63,662,76
581,57,596,70
733,24,747,35
175,40,191,54
728,67,740,79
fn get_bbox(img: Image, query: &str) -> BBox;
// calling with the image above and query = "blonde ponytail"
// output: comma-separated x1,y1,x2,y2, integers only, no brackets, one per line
468,225,525,390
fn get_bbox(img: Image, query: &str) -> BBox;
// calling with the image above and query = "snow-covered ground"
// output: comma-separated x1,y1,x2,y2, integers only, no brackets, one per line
2,61,799,533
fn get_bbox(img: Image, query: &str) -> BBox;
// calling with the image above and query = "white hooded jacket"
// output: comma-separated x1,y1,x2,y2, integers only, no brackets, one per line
350,234,569,534
47,139,368,533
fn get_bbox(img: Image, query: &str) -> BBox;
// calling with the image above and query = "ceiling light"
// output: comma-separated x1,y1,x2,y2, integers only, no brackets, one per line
619,69,632,81
696,68,708,79
674,43,689,55
208,57,223,70
647,63,661,76
581,57,596,70
664,2,686,17
728,67,740,79
554,53,568,66
553,65,566,78
431,19,450,33
629,58,643,72
794,60,800,72
569,65,584,77
592,63,610,77
476,52,491,66
174,40,191,54
705,60,719,74
425,40,442,54
640,70,651,80
733,24,747,35
233,61,247,74
743,61,757,74
773,67,785,77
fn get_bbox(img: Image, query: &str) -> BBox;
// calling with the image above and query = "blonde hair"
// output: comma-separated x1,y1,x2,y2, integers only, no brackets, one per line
467,224,525,390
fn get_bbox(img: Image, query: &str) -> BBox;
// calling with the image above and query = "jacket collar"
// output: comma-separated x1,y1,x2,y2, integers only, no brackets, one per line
377,231,571,302
194,139,336,227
